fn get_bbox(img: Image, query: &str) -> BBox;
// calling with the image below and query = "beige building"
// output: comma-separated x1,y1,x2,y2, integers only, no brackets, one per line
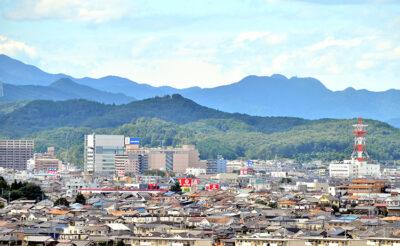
115,154,141,175
34,147,62,173
115,144,149,175
148,145,202,173
0,139,34,170
114,144,202,174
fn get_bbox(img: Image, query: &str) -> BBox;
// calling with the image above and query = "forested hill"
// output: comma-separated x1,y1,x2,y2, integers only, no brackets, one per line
0,94,309,137
0,95,399,166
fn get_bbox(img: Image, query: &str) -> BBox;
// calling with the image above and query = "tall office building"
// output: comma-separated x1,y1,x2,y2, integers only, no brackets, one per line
84,134,124,175
206,155,227,174
0,140,34,170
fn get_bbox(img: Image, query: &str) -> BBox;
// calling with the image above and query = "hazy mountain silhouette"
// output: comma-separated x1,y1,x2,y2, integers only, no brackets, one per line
0,77,134,104
1,54,399,127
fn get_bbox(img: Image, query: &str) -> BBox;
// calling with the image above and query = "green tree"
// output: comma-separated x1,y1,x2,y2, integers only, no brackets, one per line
75,193,86,205
10,180,23,190
20,183,44,201
170,181,182,194
54,197,70,207
280,178,292,183
116,240,124,246
0,177,9,190
268,202,277,208
9,190,24,201
331,204,339,213
145,169,166,177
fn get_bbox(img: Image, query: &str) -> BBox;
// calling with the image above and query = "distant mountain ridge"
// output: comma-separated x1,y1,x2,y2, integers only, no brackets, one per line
0,78,135,104
0,94,308,137
1,54,400,127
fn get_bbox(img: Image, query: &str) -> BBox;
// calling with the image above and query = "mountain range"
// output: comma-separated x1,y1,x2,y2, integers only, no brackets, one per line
1,54,399,127
0,96,399,166
0,78,134,104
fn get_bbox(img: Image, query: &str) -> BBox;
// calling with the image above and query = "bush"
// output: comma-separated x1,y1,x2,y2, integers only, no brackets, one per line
54,197,70,207
75,193,86,205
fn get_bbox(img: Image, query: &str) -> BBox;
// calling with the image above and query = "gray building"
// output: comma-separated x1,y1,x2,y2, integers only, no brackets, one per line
206,155,227,174
84,134,124,175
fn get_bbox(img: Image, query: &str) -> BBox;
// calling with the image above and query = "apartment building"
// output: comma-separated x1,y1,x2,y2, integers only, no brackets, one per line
0,139,34,170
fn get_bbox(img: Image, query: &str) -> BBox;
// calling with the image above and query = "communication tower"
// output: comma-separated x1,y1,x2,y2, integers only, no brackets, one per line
351,117,370,162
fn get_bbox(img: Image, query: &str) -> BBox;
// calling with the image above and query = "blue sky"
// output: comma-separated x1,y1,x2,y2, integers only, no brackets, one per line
0,0,399,90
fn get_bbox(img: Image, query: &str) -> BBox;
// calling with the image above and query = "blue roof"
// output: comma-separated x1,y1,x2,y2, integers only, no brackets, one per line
93,202,104,206
55,224,68,229
164,191,175,196
339,216,358,221
71,204,83,209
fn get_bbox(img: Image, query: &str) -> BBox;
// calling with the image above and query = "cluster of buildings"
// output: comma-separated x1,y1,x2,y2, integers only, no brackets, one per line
84,134,227,177
0,163,400,246
0,140,65,175
0,118,399,245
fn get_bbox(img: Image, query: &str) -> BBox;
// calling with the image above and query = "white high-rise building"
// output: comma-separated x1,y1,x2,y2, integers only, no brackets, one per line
84,134,124,175
329,159,380,178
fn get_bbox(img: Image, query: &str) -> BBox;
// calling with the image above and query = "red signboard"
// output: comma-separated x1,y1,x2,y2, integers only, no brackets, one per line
47,168,58,174
118,170,125,176
206,184,220,190
192,179,199,185
179,178,192,187
240,169,248,175
147,184,159,190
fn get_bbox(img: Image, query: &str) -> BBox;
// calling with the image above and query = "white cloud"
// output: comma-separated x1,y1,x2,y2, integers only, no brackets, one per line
266,33,287,45
0,35,37,58
236,32,270,42
363,45,400,60
272,53,296,68
131,37,156,57
6,0,134,23
307,36,372,51
235,31,287,46
356,60,375,70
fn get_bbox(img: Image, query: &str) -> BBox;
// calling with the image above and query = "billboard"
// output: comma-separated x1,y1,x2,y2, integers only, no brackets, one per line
117,170,125,176
125,137,140,145
240,169,248,175
182,187,191,192
206,184,220,190
247,160,254,167
192,179,199,185
147,184,159,190
47,168,58,174
179,178,192,187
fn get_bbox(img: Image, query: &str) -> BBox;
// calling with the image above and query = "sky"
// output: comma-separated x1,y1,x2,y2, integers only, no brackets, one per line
0,0,399,90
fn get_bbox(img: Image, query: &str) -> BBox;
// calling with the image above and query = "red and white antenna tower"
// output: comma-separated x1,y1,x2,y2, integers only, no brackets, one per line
351,117,370,162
